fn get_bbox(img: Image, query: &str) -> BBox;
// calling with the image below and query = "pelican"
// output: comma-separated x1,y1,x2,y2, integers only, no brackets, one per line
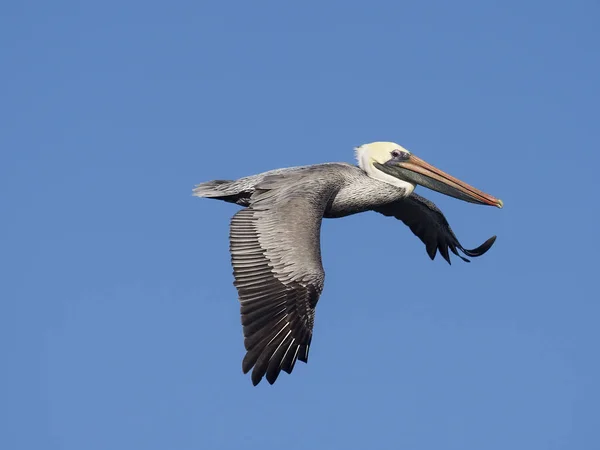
193,142,503,385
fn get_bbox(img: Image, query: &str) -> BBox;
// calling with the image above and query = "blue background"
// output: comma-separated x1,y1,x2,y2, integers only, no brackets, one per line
2,1,599,449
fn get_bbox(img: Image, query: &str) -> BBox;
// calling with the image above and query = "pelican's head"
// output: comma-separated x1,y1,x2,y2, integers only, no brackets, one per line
355,141,503,208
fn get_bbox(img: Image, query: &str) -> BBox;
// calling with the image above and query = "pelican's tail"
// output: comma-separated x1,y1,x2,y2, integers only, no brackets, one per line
192,179,252,206
192,179,233,197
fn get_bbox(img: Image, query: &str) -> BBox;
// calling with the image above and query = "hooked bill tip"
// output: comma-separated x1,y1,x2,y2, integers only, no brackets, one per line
497,199,504,209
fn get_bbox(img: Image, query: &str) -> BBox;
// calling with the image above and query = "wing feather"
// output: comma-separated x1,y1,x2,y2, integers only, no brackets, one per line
229,169,341,385
374,193,497,264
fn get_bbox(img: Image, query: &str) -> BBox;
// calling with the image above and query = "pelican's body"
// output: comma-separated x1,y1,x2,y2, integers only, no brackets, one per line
194,142,503,385
197,162,410,216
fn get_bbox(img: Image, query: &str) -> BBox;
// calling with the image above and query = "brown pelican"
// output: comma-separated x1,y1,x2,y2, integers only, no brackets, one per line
193,142,503,386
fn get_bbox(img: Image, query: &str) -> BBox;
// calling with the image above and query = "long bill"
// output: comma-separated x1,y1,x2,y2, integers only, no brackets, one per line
376,155,504,208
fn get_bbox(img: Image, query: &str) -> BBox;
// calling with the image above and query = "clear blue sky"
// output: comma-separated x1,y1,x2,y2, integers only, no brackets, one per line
2,1,599,449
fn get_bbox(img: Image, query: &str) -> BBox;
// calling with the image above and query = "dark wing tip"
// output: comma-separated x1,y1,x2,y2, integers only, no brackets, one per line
449,245,470,263
439,245,451,265
426,243,437,260
460,235,497,258
251,370,263,386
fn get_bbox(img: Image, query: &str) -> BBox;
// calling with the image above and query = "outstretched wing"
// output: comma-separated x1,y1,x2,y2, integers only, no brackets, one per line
373,193,496,264
229,169,340,385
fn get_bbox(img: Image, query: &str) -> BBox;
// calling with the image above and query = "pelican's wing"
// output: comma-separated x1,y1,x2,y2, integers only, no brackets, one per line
374,193,496,264
229,168,340,385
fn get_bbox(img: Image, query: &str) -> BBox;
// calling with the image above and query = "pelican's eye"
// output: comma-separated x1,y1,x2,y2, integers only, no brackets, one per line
391,150,409,160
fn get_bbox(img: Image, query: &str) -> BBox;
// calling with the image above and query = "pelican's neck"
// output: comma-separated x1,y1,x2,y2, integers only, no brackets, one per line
355,147,416,195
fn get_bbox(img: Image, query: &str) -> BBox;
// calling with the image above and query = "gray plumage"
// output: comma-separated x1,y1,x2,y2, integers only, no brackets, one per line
194,162,496,385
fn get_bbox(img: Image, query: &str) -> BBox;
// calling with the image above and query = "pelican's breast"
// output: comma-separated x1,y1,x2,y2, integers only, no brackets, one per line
325,171,409,218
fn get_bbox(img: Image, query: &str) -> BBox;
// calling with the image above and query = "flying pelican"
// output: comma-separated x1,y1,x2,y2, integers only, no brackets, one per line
193,142,503,386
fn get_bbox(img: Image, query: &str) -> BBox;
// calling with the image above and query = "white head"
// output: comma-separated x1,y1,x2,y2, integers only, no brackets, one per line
355,142,416,195
354,141,504,208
